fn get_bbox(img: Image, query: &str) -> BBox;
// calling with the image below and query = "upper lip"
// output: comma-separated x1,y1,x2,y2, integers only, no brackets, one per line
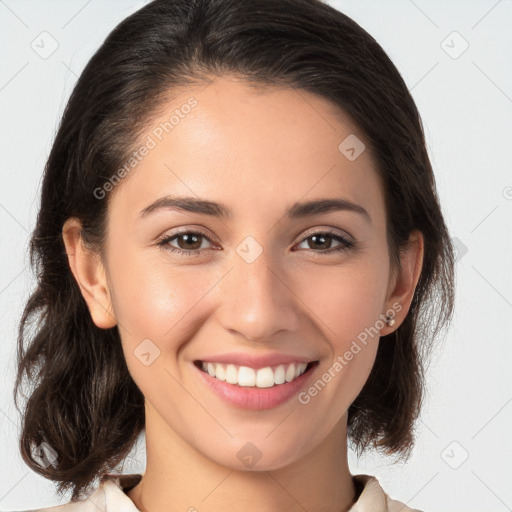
195,352,318,370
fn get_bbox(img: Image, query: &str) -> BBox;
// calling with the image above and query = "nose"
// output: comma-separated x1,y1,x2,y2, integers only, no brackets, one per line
216,243,299,343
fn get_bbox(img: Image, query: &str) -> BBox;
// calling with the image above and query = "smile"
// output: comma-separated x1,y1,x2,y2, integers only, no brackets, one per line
195,360,317,388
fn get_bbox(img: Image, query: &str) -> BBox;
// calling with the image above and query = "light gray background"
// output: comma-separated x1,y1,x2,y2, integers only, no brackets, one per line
1,0,511,511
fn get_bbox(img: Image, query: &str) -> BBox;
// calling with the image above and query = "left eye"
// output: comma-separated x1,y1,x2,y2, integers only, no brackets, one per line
295,232,354,253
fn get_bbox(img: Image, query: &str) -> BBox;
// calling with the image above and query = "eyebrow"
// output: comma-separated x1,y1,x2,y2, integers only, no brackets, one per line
138,196,371,223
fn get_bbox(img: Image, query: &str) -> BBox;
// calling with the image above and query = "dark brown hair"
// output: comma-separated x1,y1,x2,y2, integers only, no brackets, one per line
14,0,455,501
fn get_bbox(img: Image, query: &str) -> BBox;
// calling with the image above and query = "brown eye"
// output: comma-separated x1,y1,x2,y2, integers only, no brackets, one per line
174,233,204,250
296,231,354,254
158,230,213,256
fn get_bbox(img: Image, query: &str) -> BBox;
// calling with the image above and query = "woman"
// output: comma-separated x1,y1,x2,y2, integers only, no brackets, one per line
13,0,455,510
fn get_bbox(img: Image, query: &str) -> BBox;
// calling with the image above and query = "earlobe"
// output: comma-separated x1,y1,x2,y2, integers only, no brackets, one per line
382,230,424,334
61,218,117,329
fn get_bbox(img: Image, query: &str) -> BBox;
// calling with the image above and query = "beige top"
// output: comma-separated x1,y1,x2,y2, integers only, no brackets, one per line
18,473,422,512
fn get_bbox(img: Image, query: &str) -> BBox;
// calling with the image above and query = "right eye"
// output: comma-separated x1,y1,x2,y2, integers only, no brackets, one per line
157,230,215,256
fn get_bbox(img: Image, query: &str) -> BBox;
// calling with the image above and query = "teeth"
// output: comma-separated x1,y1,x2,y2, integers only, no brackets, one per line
274,365,286,385
226,364,238,384
200,361,309,388
256,367,274,388
238,366,255,387
285,364,296,382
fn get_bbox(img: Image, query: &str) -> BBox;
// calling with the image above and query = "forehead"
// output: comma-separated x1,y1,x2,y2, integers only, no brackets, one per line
107,75,385,225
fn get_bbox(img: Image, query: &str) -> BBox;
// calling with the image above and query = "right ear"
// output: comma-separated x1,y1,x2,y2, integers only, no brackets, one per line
61,218,117,329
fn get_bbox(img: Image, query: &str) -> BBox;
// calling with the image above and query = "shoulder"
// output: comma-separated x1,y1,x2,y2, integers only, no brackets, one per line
6,474,143,512
350,474,424,512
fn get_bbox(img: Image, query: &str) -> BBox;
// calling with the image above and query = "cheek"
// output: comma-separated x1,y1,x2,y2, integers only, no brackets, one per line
297,257,389,342
106,248,218,362
295,259,387,403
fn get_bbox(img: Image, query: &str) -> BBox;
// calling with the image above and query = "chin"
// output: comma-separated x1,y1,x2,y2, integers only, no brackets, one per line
199,436,310,473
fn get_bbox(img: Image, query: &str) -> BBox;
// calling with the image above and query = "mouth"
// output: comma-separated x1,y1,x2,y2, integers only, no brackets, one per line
193,360,319,388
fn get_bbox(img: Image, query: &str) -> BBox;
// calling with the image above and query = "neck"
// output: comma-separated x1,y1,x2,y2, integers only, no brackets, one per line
127,403,357,512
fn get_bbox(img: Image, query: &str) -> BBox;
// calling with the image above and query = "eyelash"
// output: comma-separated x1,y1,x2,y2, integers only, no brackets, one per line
156,229,355,257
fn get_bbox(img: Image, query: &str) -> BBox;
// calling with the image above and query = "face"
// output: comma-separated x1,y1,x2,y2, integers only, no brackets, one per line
66,75,418,471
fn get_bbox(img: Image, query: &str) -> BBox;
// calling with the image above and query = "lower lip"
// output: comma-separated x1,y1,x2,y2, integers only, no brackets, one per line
194,362,318,410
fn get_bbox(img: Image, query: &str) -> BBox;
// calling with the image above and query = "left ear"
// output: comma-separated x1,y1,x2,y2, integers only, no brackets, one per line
381,229,424,335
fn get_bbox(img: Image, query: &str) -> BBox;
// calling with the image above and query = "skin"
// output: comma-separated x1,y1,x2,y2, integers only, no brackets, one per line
62,74,423,512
